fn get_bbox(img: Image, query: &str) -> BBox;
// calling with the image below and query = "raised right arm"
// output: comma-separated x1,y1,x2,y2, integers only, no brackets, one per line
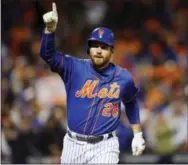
40,32,63,73
40,2,63,72
40,2,75,86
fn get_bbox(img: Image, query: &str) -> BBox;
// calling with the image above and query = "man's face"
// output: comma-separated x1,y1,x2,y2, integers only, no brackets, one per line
89,41,113,69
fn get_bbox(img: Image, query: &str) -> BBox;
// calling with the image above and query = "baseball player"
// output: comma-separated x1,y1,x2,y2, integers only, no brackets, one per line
40,2,145,164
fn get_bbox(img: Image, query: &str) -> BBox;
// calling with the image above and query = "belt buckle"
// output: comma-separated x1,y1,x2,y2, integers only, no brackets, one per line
87,136,103,144
76,135,84,141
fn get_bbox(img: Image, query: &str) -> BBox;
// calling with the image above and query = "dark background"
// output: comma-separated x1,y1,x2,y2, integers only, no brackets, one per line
1,0,188,163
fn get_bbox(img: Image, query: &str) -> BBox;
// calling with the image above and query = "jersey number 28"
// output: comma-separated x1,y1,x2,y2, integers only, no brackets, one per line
102,103,119,118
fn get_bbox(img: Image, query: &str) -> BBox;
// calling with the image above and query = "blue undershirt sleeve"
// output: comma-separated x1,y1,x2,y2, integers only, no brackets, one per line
40,32,74,85
122,73,140,124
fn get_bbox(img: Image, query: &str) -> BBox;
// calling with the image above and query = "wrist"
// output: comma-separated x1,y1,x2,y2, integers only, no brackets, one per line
44,27,55,34
131,124,142,135
134,132,143,137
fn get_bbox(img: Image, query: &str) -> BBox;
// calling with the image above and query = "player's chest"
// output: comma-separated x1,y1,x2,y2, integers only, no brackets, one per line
72,78,124,99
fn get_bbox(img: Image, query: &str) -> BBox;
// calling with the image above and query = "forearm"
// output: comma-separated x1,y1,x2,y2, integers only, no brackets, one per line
40,32,63,72
124,98,143,134
40,31,56,61
128,100,145,156
125,99,140,125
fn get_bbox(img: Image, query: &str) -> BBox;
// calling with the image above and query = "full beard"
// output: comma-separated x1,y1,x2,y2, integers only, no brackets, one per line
91,57,110,69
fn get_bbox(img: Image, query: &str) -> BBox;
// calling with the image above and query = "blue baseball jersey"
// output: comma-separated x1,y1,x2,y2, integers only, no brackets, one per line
40,33,140,135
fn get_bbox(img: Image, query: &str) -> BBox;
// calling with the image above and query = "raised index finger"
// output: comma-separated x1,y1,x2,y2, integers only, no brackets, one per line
52,2,57,15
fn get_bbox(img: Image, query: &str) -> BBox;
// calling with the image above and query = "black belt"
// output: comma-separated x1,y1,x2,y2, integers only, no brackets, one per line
67,130,113,144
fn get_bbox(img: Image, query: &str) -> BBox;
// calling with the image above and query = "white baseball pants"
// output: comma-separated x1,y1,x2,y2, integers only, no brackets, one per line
61,132,120,164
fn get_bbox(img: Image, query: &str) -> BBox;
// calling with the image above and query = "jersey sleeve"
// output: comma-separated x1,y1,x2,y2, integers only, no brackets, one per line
40,32,75,85
123,72,138,103
122,71,140,124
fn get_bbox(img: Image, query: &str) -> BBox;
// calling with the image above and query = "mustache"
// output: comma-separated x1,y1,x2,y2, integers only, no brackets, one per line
94,54,103,58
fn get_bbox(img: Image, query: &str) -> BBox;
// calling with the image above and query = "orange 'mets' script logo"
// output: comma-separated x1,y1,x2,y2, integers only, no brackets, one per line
75,80,120,99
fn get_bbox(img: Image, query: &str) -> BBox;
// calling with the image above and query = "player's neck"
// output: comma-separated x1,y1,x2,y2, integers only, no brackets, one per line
93,62,111,72
97,63,109,70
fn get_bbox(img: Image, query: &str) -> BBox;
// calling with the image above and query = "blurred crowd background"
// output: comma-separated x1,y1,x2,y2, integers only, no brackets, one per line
1,0,188,164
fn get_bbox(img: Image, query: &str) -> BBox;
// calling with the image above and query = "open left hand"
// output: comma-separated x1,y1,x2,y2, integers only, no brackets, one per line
131,132,145,156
